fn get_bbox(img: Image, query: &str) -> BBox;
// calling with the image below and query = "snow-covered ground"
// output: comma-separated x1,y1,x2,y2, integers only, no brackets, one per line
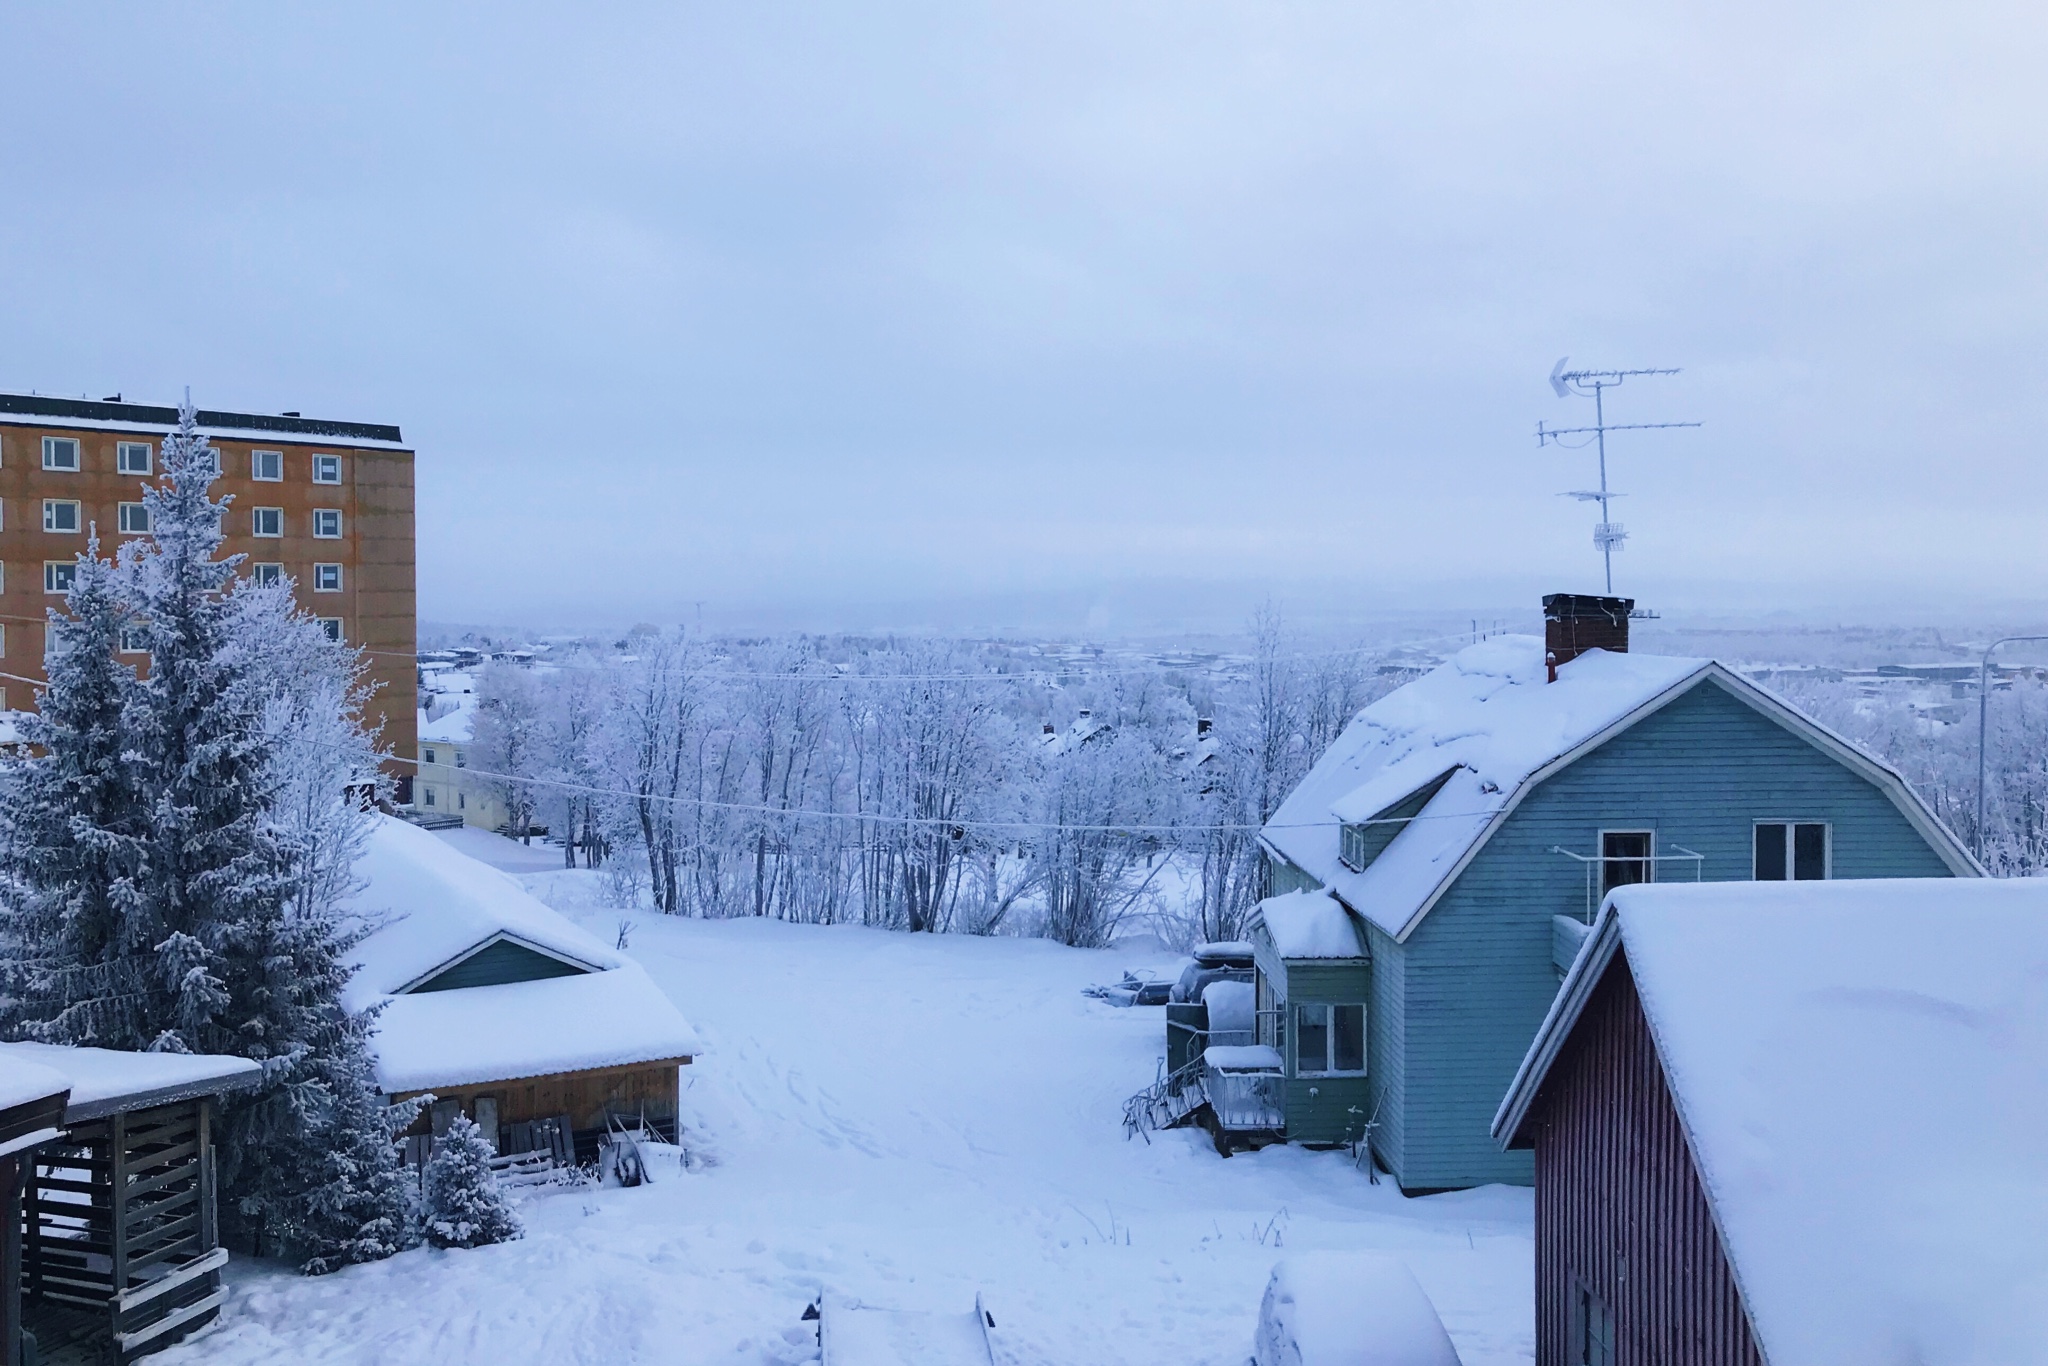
161,852,1533,1366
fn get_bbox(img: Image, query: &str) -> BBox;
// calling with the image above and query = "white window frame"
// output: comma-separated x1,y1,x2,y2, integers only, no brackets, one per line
1598,827,1656,897
0,623,7,657
251,562,284,587
117,441,153,475
312,453,342,484
422,747,438,766
118,625,150,655
1291,1001,1367,1078
43,561,76,594
313,562,343,592
317,617,343,643
42,499,82,534
251,448,284,481
252,507,284,538
1753,821,1831,881
118,502,150,534
41,437,80,472
312,508,343,539
422,786,437,808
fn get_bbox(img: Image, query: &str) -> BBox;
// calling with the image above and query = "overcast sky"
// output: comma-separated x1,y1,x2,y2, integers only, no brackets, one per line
6,3,2046,635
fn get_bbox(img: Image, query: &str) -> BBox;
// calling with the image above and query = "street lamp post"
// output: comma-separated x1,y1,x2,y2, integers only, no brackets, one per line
1975,634,2048,864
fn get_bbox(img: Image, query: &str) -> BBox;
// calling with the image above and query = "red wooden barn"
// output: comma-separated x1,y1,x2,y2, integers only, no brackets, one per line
1493,878,2048,1366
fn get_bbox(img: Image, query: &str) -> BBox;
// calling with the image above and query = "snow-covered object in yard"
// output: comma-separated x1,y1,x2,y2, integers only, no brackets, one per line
1202,979,1255,1035
1496,877,2048,1366
420,1114,523,1250
1262,636,1976,941
1253,1252,1462,1366
1251,890,1365,958
342,816,701,1093
818,1295,996,1366
0,1041,260,1120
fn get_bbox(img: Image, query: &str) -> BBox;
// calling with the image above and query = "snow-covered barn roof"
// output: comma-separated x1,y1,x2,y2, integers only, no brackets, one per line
343,818,701,1093
1248,890,1366,959
1260,636,1976,942
1495,878,2048,1366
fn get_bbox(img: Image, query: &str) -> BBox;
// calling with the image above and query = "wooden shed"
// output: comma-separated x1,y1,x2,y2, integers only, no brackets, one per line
0,1043,259,1364
1494,879,2048,1366
346,818,701,1166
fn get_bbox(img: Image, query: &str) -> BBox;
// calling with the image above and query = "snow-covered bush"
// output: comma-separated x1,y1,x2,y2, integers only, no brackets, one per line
420,1115,524,1250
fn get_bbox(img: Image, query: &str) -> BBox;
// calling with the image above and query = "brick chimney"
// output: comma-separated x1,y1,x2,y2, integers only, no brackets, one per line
1544,593,1634,680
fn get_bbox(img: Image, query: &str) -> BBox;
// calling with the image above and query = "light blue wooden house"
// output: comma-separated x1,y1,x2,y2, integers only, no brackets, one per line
1255,595,1978,1192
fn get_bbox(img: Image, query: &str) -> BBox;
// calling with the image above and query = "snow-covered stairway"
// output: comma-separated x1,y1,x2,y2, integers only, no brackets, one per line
1122,1056,1208,1140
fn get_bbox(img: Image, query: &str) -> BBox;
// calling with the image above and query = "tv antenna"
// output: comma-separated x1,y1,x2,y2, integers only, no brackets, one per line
1537,359,1700,594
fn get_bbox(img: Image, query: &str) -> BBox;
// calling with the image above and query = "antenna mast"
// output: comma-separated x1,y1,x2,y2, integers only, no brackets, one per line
1537,359,1700,594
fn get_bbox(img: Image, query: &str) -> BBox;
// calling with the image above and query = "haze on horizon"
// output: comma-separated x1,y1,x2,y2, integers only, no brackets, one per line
5,3,2046,636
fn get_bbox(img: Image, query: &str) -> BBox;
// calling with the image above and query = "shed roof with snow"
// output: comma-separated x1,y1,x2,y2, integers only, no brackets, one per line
1495,878,2048,1366
0,1043,260,1123
1246,890,1366,960
344,818,701,1094
1261,637,1976,942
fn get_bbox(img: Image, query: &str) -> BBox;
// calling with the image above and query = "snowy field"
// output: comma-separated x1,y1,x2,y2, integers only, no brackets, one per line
161,842,1533,1366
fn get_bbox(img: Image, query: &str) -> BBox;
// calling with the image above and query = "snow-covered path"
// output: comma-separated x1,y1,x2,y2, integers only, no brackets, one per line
161,871,1533,1365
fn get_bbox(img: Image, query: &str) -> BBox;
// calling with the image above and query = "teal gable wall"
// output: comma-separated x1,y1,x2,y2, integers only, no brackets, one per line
409,938,591,993
1384,677,1959,1191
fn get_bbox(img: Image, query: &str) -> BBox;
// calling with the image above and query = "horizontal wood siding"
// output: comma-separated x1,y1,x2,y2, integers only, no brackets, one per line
1249,921,1289,998
1363,921,1406,1175
1394,677,1956,1190
1530,956,1762,1366
392,1058,687,1133
411,939,589,992
1266,854,1322,897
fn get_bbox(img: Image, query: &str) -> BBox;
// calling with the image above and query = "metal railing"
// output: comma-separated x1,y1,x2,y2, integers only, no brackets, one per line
1550,842,1704,921
1204,1064,1285,1132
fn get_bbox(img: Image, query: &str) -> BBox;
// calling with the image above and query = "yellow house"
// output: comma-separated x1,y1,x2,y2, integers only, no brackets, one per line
415,679,505,830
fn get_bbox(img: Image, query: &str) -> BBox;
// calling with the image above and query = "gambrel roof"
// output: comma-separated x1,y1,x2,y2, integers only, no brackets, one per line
1260,636,1978,942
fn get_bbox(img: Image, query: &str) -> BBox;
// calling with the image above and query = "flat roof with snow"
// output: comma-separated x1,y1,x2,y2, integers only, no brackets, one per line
0,1042,260,1122
1496,877,2048,1366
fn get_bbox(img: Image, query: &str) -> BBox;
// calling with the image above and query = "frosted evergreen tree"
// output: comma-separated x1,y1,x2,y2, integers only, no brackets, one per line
0,537,149,1042
420,1115,523,1250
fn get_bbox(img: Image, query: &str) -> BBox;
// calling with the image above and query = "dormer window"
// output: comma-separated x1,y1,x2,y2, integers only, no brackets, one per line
1336,767,1460,873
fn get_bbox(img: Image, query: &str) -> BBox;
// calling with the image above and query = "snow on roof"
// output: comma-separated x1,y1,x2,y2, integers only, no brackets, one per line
0,1042,259,1120
418,693,476,743
1511,878,2048,1366
0,1054,71,1113
1250,890,1366,959
1264,638,1716,940
343,817,701,1091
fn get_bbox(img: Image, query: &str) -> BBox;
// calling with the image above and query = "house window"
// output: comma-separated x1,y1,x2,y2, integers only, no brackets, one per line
119,626,149,654
44,562,76,594
457,790,467,810
312,509,342,538
252,449,283,481
314,563,342,592
312,453,342,484
1600,830,1654,897
1339,823,1366,871
454,749,467,769
1574,1282,1615,1366
423,786,436,808
118,502,150,534
43,499,81,533
1755,822,1829,881
423,747,438,765
252,507,283,537
251,562,283,586
318,617,343,643
1294,1002,1366,1076
118,441,152,474
42,437,79,471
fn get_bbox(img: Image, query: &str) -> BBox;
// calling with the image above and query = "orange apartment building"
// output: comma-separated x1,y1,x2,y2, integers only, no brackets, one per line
0,393,417,780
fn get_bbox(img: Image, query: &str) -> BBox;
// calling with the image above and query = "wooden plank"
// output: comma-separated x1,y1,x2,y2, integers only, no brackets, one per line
197,1102,216,1256
115,1287,224,1354
124,1213,198,1257
127,1236,202,1279
114,1247,227,1315
110,1111,129,1298
121,1140,198,1177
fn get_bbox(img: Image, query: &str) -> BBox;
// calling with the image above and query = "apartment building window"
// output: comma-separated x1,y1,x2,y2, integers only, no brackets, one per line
44,562,76,594
43,500,82,533
119,626,150,654
314,563,343,592
0,624,7,657
251,563,283,587
313,453,342,484
422,786,437,808
118,441,153,475
318,617,343,643
252,507,284,538
454,749,466,769
422,747,438,765
42,437,80,471
1756,822,1830,881
312,509,342,539
118,503,151,534
252,449,283,481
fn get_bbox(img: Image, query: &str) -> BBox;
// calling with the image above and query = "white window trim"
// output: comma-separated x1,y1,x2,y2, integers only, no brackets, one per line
251,562,284,586
41,437,80,472
252,507,284,538
1291,1001,1368,1078
118,502,150,534
312,454,342,484
42,499,82,534
1598,827,1657,893
43,561,75,594
1753,820,1832,881
251,449,284,481
312,509,343,539
317,617,344,642
313,563,343,592
118,441,153,475
118,626,150,655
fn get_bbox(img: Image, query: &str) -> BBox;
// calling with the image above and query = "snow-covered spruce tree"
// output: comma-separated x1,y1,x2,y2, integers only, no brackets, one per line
0,536,150,1044
419,1115,523,1250
114,402,405,1265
